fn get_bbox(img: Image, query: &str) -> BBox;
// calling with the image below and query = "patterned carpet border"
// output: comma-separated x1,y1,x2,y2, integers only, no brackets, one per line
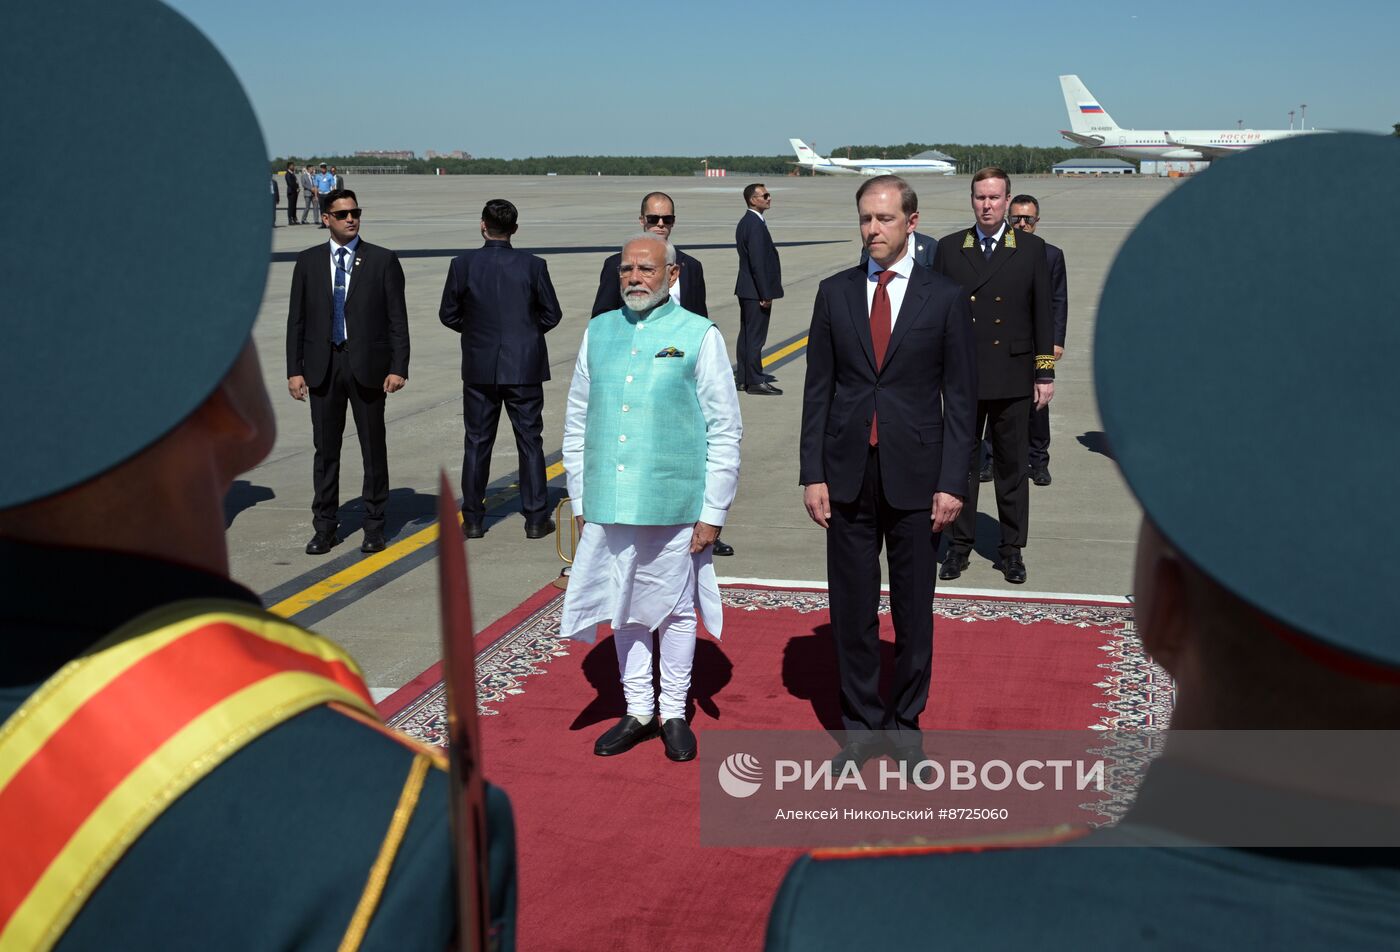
383,587,1172,751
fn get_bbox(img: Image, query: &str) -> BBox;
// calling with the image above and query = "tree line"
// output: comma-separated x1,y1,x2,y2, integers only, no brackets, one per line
270,143,1103,177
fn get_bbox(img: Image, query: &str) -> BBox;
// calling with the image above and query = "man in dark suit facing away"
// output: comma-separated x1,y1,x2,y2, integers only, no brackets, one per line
439,199,563,540
286,188,409,556
934,168,1055,585
592,191,707,317
735,183,783,395
800,175,978,772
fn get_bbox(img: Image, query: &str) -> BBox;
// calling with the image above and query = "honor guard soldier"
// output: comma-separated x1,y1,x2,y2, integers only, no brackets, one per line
0,4,515,950
765,133,1400,951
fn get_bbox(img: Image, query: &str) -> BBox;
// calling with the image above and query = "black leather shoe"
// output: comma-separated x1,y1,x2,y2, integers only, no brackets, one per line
661,718,697,762
462,517,485,539
524,518,556,540
978,462,993,483
305,531,340,555
761,373,778,383
594,716,660,757
939,551,970,580
1001,553,1027,584
360,529,387,553
891,746,933,785
1030,467,1052,486
745,383,783,396
829,738,887,776
713,539,735,557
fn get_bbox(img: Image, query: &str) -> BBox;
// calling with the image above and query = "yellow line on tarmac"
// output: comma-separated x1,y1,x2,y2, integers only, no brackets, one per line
268,342,802,619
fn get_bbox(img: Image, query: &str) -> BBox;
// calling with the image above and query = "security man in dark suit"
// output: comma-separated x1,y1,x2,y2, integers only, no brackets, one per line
2,4,516,948
800,176,977,770
590,192,735,557
765,131,1400,952
282,162,300,226
1010,195,1067,486
439,199,563,540
592,191,707,317
287,188,409,556
735,183,784,395
934,167,1054,584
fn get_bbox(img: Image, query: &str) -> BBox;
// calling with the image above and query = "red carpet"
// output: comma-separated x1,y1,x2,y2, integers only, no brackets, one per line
379,584,1165,952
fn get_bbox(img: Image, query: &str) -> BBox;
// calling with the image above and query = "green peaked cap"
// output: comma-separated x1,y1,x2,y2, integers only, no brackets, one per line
1,0,270,509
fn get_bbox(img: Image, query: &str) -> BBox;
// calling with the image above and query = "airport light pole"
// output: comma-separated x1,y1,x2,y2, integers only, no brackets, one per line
1300,104,1307,130
1288,110,1295,130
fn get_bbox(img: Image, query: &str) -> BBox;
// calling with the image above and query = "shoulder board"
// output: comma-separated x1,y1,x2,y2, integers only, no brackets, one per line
328,701,448,771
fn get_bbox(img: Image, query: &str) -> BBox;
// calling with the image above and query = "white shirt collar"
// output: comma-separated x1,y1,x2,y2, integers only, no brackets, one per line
748,207,766,222
865,243,916,281
328,235,360,261
974,221,1007,245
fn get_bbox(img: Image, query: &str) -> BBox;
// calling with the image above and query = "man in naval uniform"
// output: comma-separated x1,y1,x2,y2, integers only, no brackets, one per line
764,133,1400,951
0,5,516,949
561,233,742,763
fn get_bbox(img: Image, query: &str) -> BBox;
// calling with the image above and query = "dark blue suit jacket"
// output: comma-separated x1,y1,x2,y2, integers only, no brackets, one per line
800,265,978,509
858,231,938,270
734,210,783,301
1046,241,1068,347
438,239,562,385
590,248,707,317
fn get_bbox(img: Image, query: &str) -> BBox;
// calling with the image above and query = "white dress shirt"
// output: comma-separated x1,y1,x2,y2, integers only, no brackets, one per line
974,221,1007,255
327,235,359,339
864,242,916,328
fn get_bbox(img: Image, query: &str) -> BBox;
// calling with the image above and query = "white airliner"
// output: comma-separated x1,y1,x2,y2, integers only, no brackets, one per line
789,138,956,176
1058,75,1329,161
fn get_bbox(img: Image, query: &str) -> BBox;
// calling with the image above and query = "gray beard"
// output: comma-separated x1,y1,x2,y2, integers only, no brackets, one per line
623,283,670,313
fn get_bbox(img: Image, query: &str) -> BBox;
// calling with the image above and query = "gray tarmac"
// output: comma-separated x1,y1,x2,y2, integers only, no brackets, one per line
235,172,1177,696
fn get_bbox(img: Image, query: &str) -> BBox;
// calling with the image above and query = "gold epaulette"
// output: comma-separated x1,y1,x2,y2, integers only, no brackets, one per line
808,823,1089,861
1035,355,1057,371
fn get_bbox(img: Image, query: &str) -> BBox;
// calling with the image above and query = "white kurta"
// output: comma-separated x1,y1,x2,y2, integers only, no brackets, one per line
560,320,742,643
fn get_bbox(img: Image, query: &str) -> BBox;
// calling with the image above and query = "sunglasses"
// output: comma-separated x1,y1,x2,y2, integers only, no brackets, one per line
327,207,363,221
1008,215,1038,224
644,214,676,226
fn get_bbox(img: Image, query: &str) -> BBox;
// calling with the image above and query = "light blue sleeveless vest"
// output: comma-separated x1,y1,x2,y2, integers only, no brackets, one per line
583,299,714,525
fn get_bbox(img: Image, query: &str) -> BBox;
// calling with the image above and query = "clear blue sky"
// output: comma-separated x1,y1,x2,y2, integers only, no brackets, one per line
167,0,1398,159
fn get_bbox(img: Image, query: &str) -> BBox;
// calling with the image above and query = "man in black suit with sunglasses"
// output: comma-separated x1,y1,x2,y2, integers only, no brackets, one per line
287,188,410,557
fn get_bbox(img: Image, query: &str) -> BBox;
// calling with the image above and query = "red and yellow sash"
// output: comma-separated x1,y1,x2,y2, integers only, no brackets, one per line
0,599,378,952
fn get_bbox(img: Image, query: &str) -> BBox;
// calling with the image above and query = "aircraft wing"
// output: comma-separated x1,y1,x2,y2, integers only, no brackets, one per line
1059,129,1104,148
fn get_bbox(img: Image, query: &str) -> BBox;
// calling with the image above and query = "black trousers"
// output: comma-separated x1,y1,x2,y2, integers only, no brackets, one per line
286,191,299,224
827,447,939,743
309,346,389,535
461,383,548,522
736,298,771,387
950,395,1031,559
1028,401,1051,468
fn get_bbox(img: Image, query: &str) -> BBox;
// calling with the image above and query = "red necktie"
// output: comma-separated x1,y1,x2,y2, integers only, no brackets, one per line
869,269,897,446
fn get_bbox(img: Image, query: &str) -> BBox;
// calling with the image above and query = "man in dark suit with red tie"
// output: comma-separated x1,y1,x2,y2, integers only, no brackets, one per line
799,176,978,771
934,168,1055,585
439,199,563,540
735,183,783,395
286,189,409,556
